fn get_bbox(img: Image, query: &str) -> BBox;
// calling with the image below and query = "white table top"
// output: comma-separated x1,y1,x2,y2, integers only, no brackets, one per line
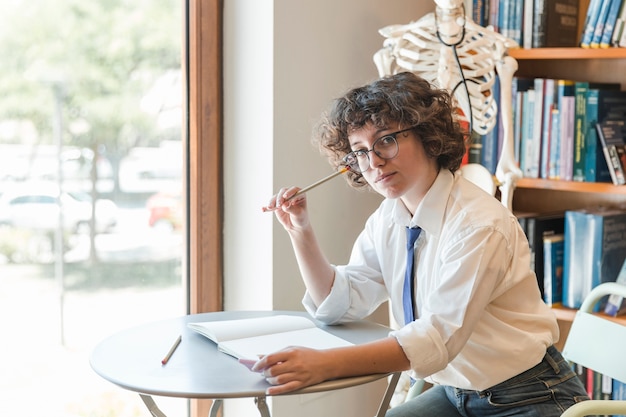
90,310,395,399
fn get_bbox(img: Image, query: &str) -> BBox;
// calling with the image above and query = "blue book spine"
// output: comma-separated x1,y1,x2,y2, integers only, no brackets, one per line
600,0,623,47
581,0,604,47
562,211,591,309
613,378,626,401
590,0,614,48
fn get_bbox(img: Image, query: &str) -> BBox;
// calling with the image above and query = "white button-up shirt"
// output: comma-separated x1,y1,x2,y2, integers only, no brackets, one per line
302,169,559,391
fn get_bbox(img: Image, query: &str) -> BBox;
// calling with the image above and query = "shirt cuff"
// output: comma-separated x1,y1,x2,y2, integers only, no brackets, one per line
390,323,449,378
302,268,351,324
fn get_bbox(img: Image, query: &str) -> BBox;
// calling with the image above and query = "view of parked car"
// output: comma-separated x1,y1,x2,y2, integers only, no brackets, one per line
0,181,118,234
146,191,183,232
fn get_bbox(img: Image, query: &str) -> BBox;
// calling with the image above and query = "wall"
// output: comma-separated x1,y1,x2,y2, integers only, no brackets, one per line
223,1,433,415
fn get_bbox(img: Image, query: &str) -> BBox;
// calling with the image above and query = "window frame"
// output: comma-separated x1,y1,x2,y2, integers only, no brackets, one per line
185,1,223,415
185,0,223,315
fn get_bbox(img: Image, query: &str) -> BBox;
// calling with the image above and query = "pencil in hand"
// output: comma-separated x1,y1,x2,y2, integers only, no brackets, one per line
261,166,350,212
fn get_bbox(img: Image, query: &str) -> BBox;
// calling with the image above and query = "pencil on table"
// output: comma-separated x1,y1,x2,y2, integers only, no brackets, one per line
161,335,182,365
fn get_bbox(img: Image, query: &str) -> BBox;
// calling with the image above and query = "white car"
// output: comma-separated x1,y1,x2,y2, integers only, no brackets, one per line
0,182,118,234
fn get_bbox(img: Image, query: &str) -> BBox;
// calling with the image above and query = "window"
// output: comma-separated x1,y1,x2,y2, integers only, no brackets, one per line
0,0,193,416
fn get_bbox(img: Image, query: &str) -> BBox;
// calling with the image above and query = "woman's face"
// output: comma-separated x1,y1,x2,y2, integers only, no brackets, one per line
348,123,438,214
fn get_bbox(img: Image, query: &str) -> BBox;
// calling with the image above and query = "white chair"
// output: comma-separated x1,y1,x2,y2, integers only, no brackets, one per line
560,282,626,417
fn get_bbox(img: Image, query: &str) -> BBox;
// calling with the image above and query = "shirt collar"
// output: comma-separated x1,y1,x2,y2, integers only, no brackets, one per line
391,169,454,237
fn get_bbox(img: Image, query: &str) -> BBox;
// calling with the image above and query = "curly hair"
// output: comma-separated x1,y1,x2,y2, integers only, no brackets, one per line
313,72,469,190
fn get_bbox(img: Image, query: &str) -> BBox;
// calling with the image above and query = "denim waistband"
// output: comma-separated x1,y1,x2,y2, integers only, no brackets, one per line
479,345,568,393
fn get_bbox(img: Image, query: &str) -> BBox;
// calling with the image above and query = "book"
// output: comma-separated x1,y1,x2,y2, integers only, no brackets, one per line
540,78,557,179
480,75,500,174
532,0,577,47
187,314,353,360
543,233,564,306
544,0,580,47
590,0,615,48
533,0,548,47
522,212,565,297
613,0,626,45
523,0,534,48
551,80,575,180
600,0,624,47
520,88,537,177
584,89,626,183
595,120,626,186
572,81,621,182
528,78,546,178
580,0,605,47
562,208,626,309
603,257,626,316
559,90,576,181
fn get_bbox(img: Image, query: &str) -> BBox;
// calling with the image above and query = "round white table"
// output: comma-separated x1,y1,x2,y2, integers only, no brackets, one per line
90,310,400,417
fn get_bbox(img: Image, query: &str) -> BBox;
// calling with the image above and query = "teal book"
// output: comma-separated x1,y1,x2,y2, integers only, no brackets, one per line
563,208,626,310
572,81,620,182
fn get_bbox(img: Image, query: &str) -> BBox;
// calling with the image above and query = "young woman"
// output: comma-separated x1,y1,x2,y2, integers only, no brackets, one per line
257,72,588,416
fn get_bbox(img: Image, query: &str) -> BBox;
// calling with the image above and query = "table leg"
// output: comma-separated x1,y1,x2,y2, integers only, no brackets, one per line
255,396,271,417
209,399,223,417
374,372,401,417
139,394,168,417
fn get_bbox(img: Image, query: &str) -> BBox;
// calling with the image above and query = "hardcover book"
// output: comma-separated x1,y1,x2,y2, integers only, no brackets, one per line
563,208,626,309
584,89,626,183
543,233,565,306
572,81,621,182
533,0,579,47
595,119,626,186
521,212,565,297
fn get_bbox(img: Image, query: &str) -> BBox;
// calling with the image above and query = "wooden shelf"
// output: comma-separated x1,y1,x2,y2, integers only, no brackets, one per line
516,178,626,194
552,305,626,325
509,47,626,60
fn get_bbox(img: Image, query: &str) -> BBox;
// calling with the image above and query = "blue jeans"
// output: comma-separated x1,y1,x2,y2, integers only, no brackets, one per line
387,346,589,417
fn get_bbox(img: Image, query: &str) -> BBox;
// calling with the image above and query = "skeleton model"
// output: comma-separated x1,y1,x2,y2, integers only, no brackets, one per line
373,0,522,209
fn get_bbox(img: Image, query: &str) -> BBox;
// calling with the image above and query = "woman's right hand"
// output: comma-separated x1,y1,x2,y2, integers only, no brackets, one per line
262,187,311,231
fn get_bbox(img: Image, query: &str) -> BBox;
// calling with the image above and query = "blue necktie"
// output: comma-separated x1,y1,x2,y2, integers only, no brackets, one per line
403,226,421,325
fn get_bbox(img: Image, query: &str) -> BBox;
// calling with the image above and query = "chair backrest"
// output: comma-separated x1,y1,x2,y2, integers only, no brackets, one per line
561,282,626,384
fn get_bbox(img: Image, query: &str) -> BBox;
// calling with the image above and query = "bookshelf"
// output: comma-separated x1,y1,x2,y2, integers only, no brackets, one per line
506,24,626,346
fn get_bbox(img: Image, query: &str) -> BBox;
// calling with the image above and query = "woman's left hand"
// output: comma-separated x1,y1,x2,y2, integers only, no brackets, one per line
250,347,332,395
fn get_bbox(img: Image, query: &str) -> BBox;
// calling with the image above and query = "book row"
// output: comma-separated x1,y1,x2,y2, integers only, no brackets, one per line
572,364,626,409
514,77,626,184
466,0,626,49
470,76,626,185
518,208,626,312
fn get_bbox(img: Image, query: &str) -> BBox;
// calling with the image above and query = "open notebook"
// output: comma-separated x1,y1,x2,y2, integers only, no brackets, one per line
187,314,353,360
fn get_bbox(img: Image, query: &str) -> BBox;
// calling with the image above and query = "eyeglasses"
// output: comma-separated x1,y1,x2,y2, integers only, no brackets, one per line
342,126,417,173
